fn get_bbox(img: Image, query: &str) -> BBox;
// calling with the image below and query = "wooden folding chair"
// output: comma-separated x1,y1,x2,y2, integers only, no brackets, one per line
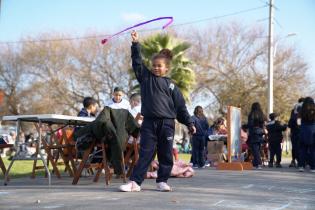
72,137,137,186
51,128,77,175
124,137,139,177
0,144,14,177
31,125,76,179
72,140,111,186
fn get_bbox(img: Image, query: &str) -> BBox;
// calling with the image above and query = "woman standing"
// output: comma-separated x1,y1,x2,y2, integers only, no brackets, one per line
247,102,266,169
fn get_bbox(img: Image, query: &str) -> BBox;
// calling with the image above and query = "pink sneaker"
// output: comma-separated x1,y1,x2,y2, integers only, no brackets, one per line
156,182,172,192
119,181,141,192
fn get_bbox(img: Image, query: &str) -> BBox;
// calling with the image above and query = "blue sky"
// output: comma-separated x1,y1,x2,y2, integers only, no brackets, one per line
0,0,314,83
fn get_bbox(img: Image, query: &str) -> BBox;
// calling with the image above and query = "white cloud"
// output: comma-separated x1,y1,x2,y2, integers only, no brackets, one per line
121,12,145,23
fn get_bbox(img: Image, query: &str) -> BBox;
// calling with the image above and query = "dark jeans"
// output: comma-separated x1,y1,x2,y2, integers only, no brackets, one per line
298,142,315,169
250,143,261,167
130,118,175,185
192,136,205,167
291,133,299,162
269,143,282,164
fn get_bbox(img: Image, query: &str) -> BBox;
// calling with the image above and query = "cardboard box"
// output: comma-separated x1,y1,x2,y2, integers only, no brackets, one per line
207,153,224,162
207,141,224,154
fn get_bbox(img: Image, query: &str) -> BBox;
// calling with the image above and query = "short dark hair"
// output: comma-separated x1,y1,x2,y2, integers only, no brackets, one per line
216,117,224,125
241,124,248,131
269,113,278,121
301,97,315,122
298,97,305,103
83,97,97,108
114,87,123,92
130,93,140,100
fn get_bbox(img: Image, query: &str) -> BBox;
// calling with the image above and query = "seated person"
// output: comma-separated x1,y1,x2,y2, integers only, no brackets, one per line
208,118,228,142
129,93,143,125
216,117,227,135
76,97,99,162
241,124,249,152
128,93,143,144
78,97,99,117
0,131,16,157
126,93,142,165
105,87,130,110
208,118,227,135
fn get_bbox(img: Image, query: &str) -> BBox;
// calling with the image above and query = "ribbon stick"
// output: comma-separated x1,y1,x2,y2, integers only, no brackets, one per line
101,16,173,44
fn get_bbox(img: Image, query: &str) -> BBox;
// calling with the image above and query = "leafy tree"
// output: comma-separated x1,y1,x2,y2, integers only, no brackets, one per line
134,33,195,101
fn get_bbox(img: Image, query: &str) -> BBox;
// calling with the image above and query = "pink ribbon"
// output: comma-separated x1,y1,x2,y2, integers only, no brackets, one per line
101,16,173,44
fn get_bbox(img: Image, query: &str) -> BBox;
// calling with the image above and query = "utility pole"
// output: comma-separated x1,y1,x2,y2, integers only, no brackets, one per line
267,0,274,116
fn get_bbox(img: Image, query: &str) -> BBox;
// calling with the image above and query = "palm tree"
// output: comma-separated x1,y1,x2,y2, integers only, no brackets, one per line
130,33,195,102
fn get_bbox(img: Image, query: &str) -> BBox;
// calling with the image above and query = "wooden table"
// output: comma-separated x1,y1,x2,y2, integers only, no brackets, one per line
1,114,94,186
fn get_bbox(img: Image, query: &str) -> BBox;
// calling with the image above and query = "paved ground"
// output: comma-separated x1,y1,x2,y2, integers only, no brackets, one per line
0,160,315,210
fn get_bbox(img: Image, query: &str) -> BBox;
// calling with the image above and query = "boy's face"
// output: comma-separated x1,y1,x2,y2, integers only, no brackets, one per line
88,104,98,115
152,58,168,77
113,91,123,103
130,98,140,108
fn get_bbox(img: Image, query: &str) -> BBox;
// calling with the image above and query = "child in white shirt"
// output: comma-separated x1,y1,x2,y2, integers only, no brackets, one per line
105,87,131,110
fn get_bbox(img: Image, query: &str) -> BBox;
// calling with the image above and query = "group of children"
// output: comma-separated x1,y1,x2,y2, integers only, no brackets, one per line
245,99,315,172
246,102,287,169
78,87,141,120
188,101,301,171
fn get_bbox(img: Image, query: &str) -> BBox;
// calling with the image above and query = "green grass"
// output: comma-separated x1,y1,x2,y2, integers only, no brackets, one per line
282,151,292,158
0,157,63,179
178,153,191,163
0,154,192,179
1,152,292,179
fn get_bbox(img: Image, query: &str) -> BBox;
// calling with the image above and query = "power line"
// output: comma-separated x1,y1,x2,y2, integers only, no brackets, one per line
0,5,268,45
256,17,269,22
258,0,269,5
273,17,283,29
170,5,268,28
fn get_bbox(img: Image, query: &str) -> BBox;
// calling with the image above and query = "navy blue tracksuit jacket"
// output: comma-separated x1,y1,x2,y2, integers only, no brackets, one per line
130,42,193,185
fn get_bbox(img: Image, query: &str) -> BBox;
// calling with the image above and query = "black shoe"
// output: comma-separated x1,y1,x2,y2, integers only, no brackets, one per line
268,163,273,168
276,163,282,168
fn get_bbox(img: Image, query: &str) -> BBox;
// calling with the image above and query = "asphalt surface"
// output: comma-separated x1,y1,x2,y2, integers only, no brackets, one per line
0,160,314,210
